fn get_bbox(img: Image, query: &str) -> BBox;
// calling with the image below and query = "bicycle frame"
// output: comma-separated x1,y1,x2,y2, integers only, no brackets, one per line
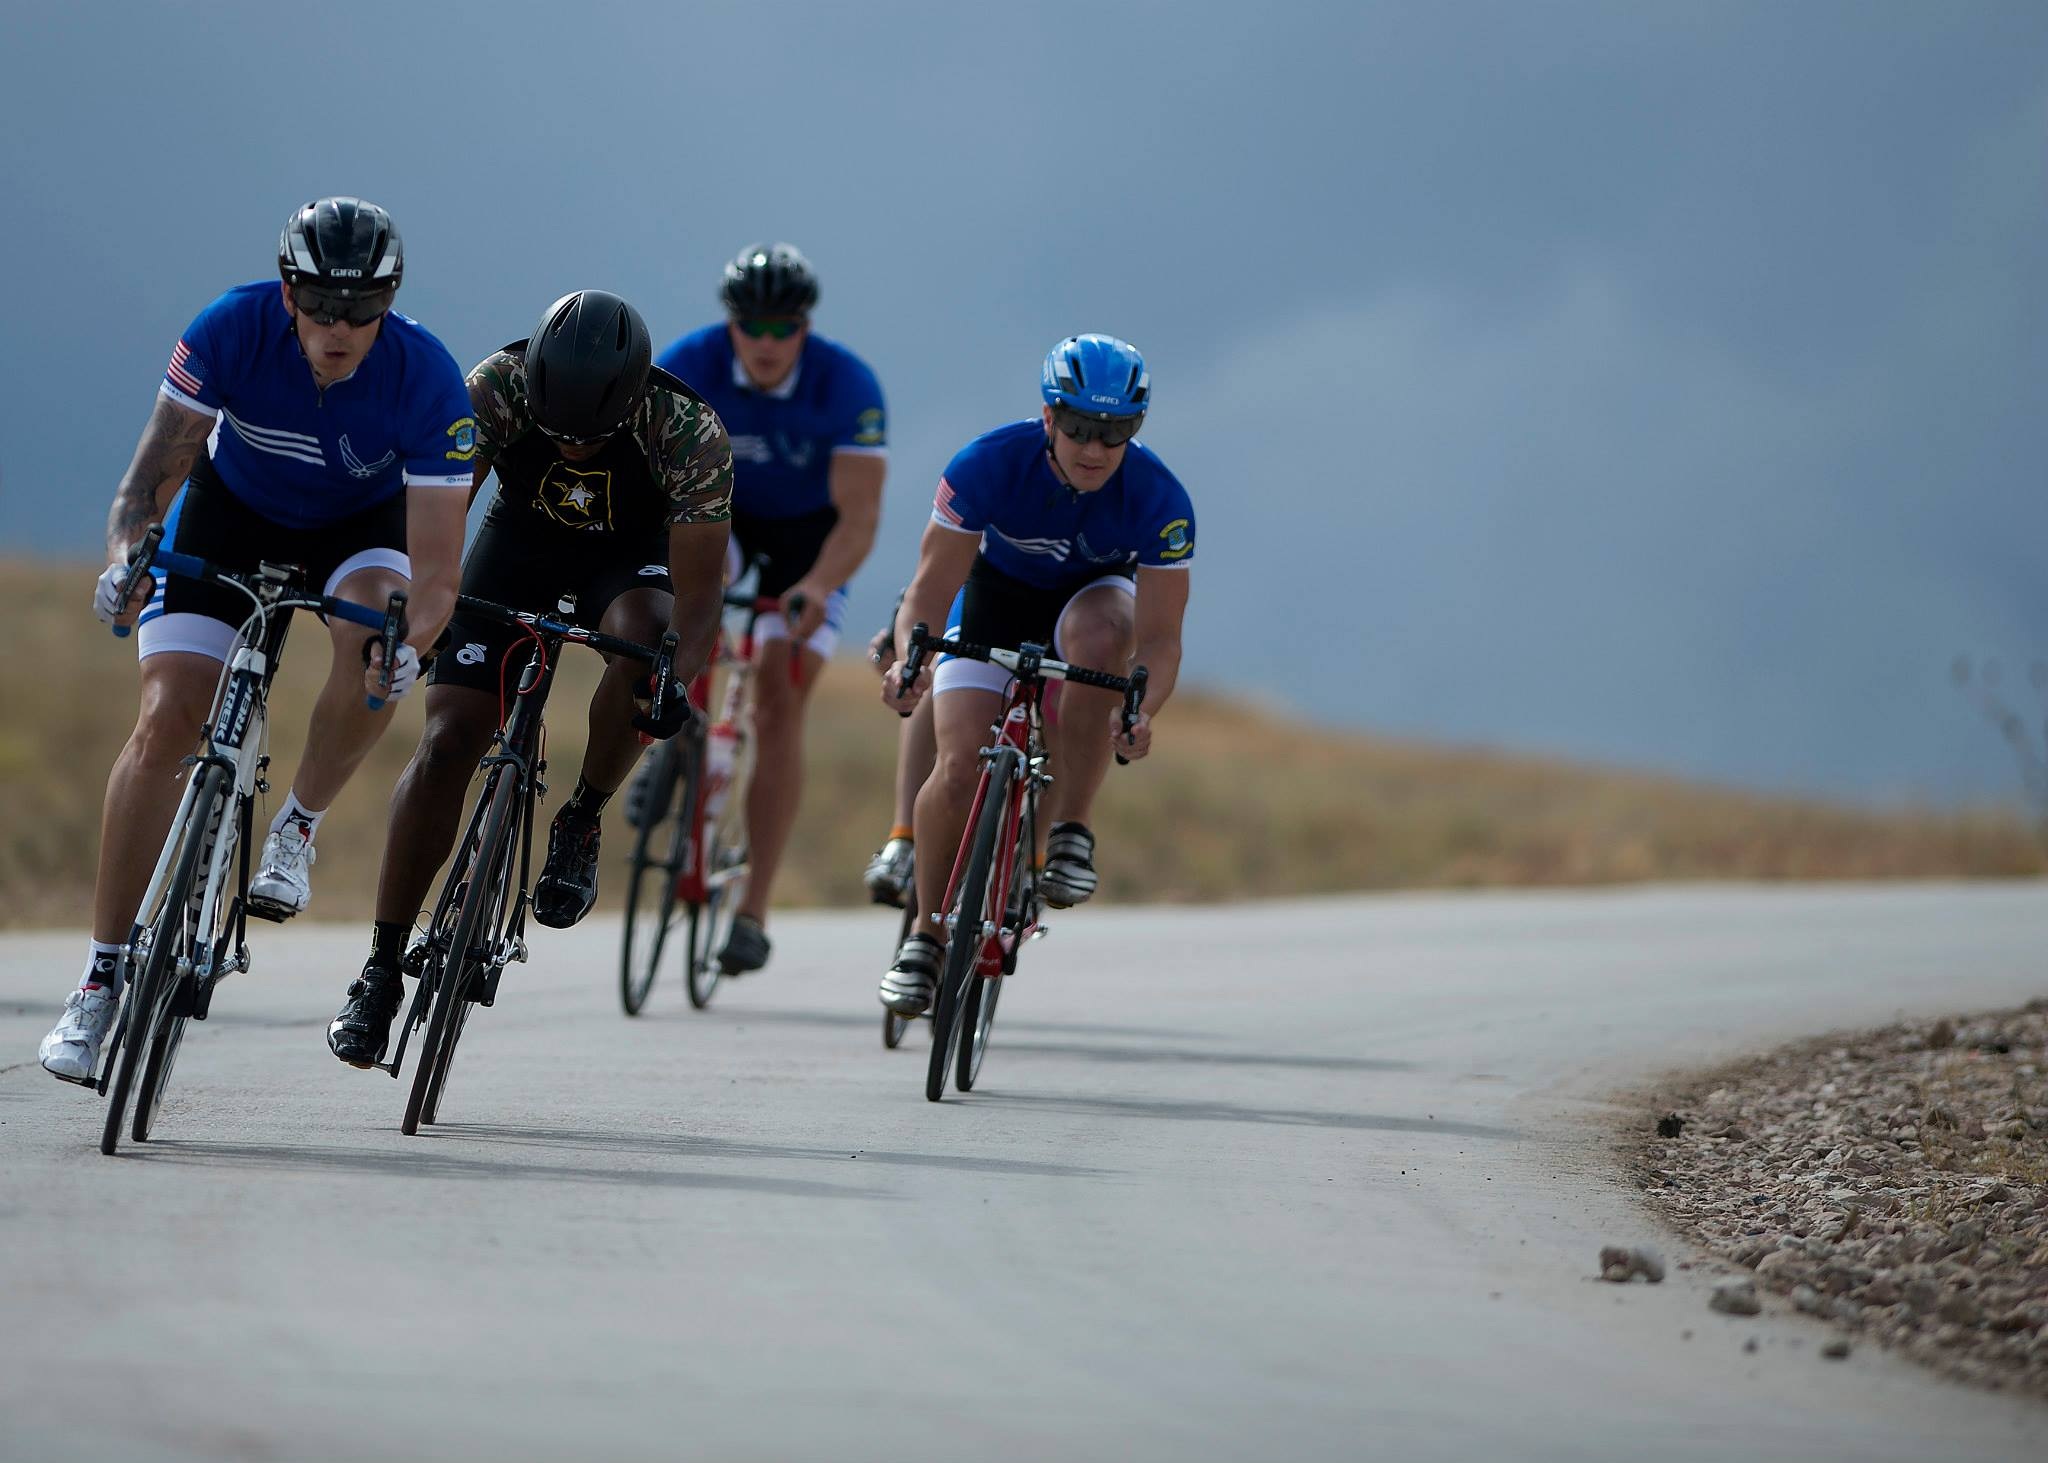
934,679,1048,976
670,592,775,905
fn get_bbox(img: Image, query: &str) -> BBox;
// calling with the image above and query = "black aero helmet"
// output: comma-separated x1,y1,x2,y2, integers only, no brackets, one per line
278,197,403,295
720,242,819,316
525,290,653,441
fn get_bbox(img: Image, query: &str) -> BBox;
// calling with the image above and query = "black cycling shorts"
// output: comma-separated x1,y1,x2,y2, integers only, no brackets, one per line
428,514,672,692
730,504,837,598
137,464,409,662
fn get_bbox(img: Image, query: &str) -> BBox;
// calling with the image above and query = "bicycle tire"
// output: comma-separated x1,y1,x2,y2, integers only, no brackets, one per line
883,894,918,1049
926,748,1016,1102
620,737,693,1015
686,831,744,1009
102,762,227,1155
137,787,239,1140
403,766,519,1135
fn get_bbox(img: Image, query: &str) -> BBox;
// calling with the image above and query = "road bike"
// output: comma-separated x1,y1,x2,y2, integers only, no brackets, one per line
619,572,791,1014
381,594,676,1134
896,623,1146,1102
92,526,405,1154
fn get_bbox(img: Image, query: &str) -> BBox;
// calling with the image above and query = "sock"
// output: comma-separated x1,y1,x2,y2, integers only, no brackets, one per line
564,777,611,821
269,791,326,843
888,824,914,843
81,939,124,993
370,920,410,970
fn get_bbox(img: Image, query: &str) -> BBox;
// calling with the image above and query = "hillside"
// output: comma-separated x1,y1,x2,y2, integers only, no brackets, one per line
0,562,2037,929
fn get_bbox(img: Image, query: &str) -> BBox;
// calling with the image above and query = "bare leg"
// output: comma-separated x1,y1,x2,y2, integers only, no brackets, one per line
893,692,936,831
90,652,219,944
1043,585,1135,830
372,685,499,926
289,566,409,812
737,636,823,924
581,588,671,796
912,686,1005,941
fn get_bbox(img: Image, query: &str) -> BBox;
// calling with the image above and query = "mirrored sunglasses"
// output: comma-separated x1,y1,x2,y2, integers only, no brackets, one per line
736,316,805,340
293,284,393,328
1053,405,1144,447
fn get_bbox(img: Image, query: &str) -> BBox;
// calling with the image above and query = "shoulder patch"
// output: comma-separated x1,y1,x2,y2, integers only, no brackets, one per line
1158,518,1192,560
854,406,885,447
445,416,478,461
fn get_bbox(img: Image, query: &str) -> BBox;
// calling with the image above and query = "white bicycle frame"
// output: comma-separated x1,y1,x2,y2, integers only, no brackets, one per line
119,593,278,991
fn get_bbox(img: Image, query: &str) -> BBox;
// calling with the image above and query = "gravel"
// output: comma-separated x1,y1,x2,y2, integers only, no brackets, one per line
1630,999,2048,1397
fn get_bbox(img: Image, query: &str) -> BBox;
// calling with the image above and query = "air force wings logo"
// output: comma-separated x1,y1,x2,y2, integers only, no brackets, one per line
338,434,398,479
535,463,614,530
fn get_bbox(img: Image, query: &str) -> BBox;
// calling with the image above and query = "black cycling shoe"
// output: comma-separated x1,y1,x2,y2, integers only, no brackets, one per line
533,808,602,929
328,963,404,1069
717,914,771,975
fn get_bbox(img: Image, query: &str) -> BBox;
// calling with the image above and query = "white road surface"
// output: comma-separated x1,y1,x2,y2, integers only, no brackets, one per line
2,883,2045,1462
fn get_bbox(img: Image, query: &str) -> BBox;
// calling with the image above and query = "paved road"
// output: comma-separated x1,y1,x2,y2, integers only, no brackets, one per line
3,884,2045,1462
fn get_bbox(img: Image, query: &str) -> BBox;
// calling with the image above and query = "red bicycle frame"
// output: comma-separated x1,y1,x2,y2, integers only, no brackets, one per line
934,680,1043,978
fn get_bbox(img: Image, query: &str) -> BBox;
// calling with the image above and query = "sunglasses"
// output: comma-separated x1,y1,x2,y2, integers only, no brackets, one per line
292,284,393,328
536,422,616,448
736,316,805,340
1052,405,1144,447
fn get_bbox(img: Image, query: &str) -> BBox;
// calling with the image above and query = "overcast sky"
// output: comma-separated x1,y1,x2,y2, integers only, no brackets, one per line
2,2,2041,802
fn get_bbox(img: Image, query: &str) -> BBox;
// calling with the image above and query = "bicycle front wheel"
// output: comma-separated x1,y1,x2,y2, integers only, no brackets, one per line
102,763,228,1155
404,766,519,1135
927,749,1017,1103
620,737,693,1015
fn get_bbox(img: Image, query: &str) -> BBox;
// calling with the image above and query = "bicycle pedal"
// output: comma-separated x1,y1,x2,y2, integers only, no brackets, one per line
244,898,292,924
49,1067,100,1089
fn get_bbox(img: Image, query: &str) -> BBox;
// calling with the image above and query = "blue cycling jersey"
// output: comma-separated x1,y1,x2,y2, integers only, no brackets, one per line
931,419,1196,588
159,281,475,529
653,325,885,520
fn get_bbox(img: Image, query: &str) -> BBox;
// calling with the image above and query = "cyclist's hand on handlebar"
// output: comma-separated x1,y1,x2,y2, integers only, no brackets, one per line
865,624,894,678
631,674,696,740
363,640,422,703
881,659,930,713
783,581,828,642
1112,708,1154,761
94,562,152,629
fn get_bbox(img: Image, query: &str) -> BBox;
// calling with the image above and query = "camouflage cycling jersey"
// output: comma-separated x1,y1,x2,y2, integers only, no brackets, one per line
468,348,733,532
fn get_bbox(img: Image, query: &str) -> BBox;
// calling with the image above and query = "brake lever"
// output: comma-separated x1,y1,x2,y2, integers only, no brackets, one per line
366,590,408,711
1115,665,1149,766
110,524,166,639
895,622,930,717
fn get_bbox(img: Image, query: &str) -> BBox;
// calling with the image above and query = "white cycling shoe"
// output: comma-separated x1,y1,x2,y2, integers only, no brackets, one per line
39,985,121,1083
863,837,915,908
249,824,316,918
879,934,942,1016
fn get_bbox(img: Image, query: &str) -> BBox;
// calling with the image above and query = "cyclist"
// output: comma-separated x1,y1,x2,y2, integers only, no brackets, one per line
37,197,472,1083
646,242,886,975
326,290,733,1069
876,335,1194,1015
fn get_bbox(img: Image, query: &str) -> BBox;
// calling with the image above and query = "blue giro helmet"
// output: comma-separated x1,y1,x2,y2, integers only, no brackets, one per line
1042,334,1149,420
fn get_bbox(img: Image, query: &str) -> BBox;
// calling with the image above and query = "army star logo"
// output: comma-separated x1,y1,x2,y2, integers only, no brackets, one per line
536,463,614,530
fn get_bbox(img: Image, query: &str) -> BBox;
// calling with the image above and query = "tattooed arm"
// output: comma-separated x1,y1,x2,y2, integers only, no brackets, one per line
104,396,216,561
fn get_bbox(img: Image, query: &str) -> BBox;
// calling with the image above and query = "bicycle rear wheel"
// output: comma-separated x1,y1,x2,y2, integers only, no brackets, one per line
404,766,519,1135
620,737,694,1015
102,763,227,1155
926,749,1016,1102
883,893,918,1050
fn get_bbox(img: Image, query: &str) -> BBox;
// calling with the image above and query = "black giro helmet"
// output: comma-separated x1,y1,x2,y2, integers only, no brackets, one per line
720,242,819,316
525,290,653,441
278,197,403,295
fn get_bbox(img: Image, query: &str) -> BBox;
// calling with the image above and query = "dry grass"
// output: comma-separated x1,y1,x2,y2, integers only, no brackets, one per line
0,561,2039,928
